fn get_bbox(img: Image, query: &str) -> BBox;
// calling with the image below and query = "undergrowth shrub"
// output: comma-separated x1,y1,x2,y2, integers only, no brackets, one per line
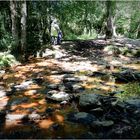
0,52,18,68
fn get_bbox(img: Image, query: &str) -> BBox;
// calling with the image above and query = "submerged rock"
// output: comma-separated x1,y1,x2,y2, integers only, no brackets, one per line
67,112,97,125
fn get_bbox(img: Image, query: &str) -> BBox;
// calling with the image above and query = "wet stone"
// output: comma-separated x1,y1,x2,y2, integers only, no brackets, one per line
10,97,28,106
63,77,82,83
28,113,41,120
79,131,95,139
92,120,114,128
67,112,97,125
89,107,104,116
47,84,59,90
46,107,55,114
126,99,140,108
79,94,102,108
6,114,26,121
72,84,85,93
46,91,70,102
107,125,132,138
11,80,33,91
32,78,44,85
0,90,6,98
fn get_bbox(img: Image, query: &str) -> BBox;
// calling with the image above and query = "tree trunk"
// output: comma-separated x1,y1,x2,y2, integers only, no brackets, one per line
106,1,117,39
10,0,19,43
21,0,27,58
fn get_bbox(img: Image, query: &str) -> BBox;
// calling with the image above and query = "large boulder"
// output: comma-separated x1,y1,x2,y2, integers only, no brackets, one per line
79,94,102,108
67,112,97,125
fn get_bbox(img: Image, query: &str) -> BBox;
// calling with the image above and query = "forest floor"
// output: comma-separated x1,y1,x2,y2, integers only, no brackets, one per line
0,38,140,138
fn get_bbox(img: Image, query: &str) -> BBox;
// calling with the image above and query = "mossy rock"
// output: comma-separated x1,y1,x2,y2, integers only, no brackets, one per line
134,50,140,57
119,47,130,55
104,45,121,55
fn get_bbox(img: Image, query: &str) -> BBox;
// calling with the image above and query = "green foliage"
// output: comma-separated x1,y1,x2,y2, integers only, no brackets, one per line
116,82,140,100
0,52,18,68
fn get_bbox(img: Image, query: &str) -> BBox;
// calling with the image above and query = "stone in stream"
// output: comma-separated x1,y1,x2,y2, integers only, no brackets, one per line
63,77,83,83
67,112,97,125
28,113,41,120
125,99,140,108
6,114,26,121
10,97,28,106
89,107,104,116
91,120,114,128
79,94,102,108
11,80,33,91
107,125,132,138
0,90,6,98
64,82,85,93
46,90,70,102
32,78,44,85
79,131,95,139
47,84,59,90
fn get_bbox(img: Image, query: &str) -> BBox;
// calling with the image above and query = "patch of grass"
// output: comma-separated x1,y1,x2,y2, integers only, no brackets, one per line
116,82,140,100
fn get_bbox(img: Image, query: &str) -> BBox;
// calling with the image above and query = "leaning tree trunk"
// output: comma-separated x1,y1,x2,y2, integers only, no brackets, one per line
21,0,27,59
10,0,19,44
106,1,117,39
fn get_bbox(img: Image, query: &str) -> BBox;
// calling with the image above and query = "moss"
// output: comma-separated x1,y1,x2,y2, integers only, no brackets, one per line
116,82,140,100
104,45,121,55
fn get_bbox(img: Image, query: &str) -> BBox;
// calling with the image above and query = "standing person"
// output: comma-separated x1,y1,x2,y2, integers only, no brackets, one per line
57,30,63,45
51,20,60,45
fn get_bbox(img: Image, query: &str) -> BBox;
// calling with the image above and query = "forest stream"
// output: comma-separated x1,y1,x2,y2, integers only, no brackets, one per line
0,40,140,139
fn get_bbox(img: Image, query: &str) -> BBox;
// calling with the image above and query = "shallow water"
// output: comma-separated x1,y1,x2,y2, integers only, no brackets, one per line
0,58,140,138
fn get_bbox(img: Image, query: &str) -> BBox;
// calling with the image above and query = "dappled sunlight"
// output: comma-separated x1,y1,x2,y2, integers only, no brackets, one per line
53,114,64,123
38,99,46,105
46,75,62,84
125,63,140,71
11,102,39,110
0,37,140,139
24,90,37,96
39,119,54,129
27,84,41,90
0,96,9,110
